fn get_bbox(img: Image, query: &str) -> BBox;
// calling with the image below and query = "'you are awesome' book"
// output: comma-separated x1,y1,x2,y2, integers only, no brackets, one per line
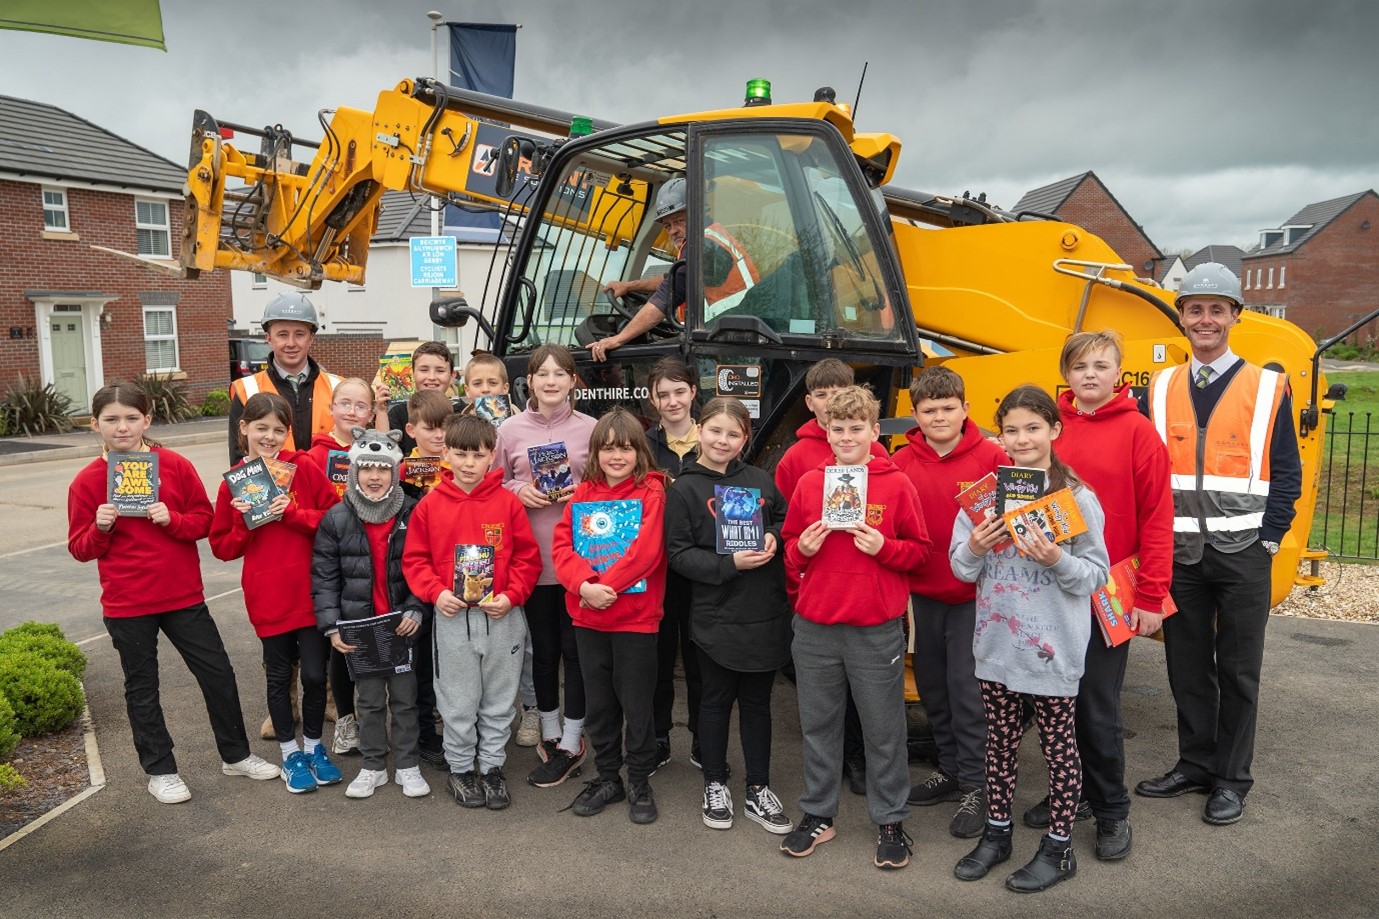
107,452,159,517
715,485,765,553
571,499,647,593
821,465,867,529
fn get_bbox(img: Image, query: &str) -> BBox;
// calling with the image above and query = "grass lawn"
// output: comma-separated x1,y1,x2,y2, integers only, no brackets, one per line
1312,372,1379,559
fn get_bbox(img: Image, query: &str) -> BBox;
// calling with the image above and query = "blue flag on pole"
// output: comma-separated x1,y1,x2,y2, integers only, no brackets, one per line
444,22,517,241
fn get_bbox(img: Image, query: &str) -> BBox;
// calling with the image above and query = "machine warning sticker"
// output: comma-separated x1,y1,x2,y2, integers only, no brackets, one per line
716,364,761,398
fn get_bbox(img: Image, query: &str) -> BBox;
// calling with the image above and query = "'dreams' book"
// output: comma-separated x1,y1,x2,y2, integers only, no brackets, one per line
453,544,496,607
822,465,867,529
107,452,159,517
223,458,282,529
529,441,574,500
571,499,647,593
715,485,765,553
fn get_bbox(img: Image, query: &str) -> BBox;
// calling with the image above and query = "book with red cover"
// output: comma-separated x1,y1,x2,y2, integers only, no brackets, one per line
1090,555,1179,647
955,472,1011,551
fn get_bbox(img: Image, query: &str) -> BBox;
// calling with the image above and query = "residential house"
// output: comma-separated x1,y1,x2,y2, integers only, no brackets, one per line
1159,254,1187,291
1012,171,1164,280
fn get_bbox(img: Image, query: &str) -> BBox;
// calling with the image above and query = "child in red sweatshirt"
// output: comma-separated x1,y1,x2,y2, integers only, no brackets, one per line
551,408,667,825
211,392,340,795
891,366,1007,838
402,415,542,810
780,386,931,870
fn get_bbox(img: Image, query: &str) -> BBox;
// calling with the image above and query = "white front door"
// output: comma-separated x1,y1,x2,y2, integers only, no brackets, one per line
49,309,89,413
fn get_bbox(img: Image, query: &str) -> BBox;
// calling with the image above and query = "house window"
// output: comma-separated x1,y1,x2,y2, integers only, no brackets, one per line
1267,267,1274,289
136,199,171,257
1269,305,1287,319
42,187,69,230
1279,265,1286,288
143,306,179,371
251,272,267,289
1243,270,1250,290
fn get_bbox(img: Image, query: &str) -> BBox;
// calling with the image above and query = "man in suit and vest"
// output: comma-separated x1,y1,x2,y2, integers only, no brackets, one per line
592,177,758,361
1134,262,1301,826
228,292,341,464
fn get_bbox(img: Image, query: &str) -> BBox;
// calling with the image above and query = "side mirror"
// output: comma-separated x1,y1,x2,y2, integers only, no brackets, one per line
495,136,525,199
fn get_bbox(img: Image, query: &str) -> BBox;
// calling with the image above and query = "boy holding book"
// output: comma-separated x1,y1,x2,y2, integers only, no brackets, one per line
402,415,542,809
381,342,461,455
461,352,520,423
891,366,1006,839
401,391,453,499
780,386,931,869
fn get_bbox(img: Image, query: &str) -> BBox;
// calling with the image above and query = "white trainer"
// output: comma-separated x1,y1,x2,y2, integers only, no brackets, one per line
221,754,281,780
515,707,540,747
148,773,191,804
332,713,360,755
345,768,389,799
395,765,432,798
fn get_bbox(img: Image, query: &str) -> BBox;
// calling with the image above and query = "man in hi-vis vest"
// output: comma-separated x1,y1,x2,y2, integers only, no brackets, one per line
228,293,340,464
1134,263,1301,827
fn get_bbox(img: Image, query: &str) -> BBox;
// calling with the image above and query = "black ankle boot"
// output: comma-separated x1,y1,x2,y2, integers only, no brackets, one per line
954,822,1013,880
1005,834,1077,893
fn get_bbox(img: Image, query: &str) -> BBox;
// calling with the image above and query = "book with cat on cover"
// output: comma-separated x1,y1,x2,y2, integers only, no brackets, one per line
223,458,282,529
326,450,350,498
528,441,575,500
1002,486,1088,546
571,499,647,593
472,394,511,428
955,472,1012,550
378,354,415,401
821,465,867,529
402,456,445,490
336,611,414,680
263,456,296,492
1091,555,1179,647
453,544,496,607
996,465,1046,515
715,485,765,553
107,452,159,517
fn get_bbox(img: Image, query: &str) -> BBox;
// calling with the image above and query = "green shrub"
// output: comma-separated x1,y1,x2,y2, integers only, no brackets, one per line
0,693,19,760
200,389,230,417
1,374,74,436
0,632,86,679
0,763,24,795
135,373,195,423
0,653,85,736
3,621,67,641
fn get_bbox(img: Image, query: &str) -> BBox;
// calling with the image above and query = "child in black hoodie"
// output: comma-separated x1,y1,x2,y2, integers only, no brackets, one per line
665,398,793,834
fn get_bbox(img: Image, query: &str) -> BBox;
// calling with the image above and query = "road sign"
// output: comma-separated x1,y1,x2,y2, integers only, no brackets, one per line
410,236,457,288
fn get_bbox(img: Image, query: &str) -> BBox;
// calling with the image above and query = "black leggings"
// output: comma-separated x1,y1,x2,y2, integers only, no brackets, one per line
261,626,328,743
527,584,585,719
696,647,775,787
329,648,355,719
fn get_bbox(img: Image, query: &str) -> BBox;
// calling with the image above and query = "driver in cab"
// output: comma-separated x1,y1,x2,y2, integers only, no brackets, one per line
592,177,758,362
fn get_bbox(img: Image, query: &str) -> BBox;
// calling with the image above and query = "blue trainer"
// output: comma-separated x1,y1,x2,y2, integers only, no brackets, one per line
306,745,342,785
282,751,318,794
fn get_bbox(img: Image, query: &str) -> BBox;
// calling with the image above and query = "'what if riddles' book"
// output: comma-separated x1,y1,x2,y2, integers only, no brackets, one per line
529,441,575,500
473,394,511,428
107,452,159,517
821,465,867,530
223,458,282,529
453,544,496,607
996,465,1046,514
571,499,647,593
715,485,765,554
327,450,350,499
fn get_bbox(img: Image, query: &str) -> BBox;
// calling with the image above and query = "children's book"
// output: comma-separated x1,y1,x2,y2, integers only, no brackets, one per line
821,464,867,529
473,394,511,428
1091,555,1180,647
715,485,765,553
955,472,1012,551
107,452,159,517
378,354,415,401
263,456,296,492
336,611,414,680
453,544,496,607
1002,486,1088,546
571,499,647,593
402,456,445,490
326,449,351,499
223,458,283,529
996,465,1046,515
529,441,575,500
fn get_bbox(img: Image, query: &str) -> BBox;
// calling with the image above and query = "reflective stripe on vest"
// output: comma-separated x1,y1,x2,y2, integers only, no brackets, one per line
702,224,760,322
231,369,340,453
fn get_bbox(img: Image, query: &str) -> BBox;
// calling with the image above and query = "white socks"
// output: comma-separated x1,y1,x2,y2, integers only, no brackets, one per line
280,740,300,760
560,717,584,754
303,737,321,754
539,709,561,743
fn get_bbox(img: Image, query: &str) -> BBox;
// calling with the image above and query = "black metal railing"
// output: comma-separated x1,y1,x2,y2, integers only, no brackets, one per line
1313,411,1378,560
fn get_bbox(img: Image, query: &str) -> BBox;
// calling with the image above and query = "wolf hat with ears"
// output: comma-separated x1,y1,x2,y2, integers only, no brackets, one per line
344,425,405,523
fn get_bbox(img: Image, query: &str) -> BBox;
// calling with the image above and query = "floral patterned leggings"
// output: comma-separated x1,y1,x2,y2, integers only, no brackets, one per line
980,680,1082,838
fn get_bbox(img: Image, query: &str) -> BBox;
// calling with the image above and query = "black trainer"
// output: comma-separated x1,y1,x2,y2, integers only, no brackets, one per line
651,736,671,776
628,780,658,824
1005,835,1077,893
481,766,510,811
874,822,913,870
842,754,867,797
950,786,987,839
527,740,584,788
447,770,484,808
1022,794,1093,828
780,813,835,857
418,736,448,771
571,776,625,816
1095,817,1132,860
908,770,960,806
954,822,1013,881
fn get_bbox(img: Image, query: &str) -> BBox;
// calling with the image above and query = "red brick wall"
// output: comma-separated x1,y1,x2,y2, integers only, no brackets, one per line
0,179,232,409
1242,193,1379,343
1055,178,1163,278
311,333,389,382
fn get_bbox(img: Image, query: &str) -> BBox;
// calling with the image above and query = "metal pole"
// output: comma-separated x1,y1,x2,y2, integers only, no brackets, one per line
427,10,444,241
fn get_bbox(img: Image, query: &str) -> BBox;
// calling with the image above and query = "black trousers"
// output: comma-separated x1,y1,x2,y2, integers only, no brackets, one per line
329,647,355,719
654,571,701,739
1076,631,1131,819
911,595,986,788
103,603,251,775
695,647,775,786
261,626,328,744
414,612,438,742
1163,542,1273,795
575,627,658,784
528,584,586,720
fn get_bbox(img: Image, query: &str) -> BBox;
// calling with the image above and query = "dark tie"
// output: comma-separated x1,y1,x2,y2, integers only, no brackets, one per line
1194,366,1212,389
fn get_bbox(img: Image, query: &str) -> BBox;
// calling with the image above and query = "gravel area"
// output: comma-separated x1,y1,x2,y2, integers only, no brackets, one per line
1275,561,1379,624
0,717,90,841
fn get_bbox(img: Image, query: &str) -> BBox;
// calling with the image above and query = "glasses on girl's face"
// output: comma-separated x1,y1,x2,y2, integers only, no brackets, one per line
333,401,372,414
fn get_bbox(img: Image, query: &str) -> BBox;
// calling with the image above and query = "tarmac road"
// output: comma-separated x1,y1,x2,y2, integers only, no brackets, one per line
1,446,1377,918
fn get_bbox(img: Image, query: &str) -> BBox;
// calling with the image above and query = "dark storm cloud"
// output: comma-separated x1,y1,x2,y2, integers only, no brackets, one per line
1,0,1373,250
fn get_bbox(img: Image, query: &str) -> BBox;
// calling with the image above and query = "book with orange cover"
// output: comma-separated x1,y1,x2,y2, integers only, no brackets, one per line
1002,486,1087,546
1090,555,1179,647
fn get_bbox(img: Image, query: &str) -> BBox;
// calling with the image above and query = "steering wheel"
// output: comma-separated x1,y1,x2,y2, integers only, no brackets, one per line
607,288,651,323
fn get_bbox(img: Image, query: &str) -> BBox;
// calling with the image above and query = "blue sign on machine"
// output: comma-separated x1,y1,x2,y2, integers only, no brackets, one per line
409,236,457,288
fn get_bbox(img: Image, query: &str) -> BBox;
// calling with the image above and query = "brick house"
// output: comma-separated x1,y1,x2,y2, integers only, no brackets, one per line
0,95,231,414
1013,171,1164,280
1240,190,1379,343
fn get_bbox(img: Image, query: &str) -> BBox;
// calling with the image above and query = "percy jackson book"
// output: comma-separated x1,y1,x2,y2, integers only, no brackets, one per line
453,544,496,607
529,441,575,500
107,452,159,517
402,456,446,491
821,465,867,529
715,485,766,553
571,499,647,593
223,458,283,529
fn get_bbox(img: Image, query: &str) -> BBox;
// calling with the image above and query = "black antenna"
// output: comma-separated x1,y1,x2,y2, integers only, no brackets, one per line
853,62,869,119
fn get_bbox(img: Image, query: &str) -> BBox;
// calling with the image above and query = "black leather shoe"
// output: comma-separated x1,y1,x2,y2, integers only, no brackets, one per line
1005,835,1077,893
954,823,1013,881
1022,794,1093,828
1134,770,1211,798
1095,818,1132,860
1203,788,1245,825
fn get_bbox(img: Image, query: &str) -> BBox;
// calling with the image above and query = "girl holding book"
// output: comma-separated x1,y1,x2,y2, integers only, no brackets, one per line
68,382,279,804
210,392,341,794
551,408,667,824
665,398,793,834
495,344,598,787
949,384,1109,893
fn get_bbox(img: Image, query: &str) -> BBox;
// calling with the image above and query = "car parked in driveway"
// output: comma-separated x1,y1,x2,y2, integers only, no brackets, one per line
229,338,271,380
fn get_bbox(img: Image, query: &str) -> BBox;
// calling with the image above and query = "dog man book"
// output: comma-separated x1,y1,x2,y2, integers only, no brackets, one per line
223,458,282,529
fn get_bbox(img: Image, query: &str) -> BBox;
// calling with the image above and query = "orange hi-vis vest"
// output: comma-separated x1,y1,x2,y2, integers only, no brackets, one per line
1148,360,1287,560
230,367,340,453
701,223,760,322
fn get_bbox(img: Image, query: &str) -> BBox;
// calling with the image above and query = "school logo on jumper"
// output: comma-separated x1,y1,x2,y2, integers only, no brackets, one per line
865,503,886,527
483,523,504,546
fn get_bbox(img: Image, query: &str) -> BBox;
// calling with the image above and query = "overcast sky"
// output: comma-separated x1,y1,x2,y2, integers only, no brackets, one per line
2,0,1374,254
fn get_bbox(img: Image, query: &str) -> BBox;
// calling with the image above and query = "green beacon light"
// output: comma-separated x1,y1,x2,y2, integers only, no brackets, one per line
569,116,594,137
744,79,772,107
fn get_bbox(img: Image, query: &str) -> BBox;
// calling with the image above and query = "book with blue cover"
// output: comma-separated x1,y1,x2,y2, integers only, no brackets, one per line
223,458,282,529
529,441,575,500
715,485,765,554
571,499,647,593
